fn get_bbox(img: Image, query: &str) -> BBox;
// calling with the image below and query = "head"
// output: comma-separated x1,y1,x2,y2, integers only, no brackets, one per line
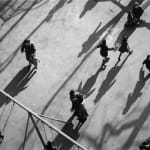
70,90,75,97
24,39,30,44
102,39,106,45
134,2,139,7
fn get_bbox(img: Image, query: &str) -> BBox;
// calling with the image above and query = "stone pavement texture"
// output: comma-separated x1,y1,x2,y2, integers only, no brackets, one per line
0,0,150,150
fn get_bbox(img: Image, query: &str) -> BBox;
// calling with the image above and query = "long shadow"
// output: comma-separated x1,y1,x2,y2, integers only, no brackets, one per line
0,0,67,74
96,101,150,150
123,68,150,115
17,1,143,148
115,20,150,47
0,0,12,17
79,0,97,18
95,0,125,10
78,0,142,57
0,0,38,42
10,0,49,19
45,0,67,22
0,48,19,74
94,54,130,104
115,1,149,45
0,66,36,107
53,115,80,150
77,66,104,99
1,0,28,23
79,0,125,19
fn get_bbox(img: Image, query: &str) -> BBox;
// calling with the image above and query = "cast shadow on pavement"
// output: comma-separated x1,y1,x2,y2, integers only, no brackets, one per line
0,66,36,108
0,49,19,74
77,65,105,99
93,101,150,150
94,54,130,104
115,2,150,45
78,0,143,57
79,0,124,19
79,0,97,18
53,114,80,150
0,0,38,42
16,0,143,149
122,67,150,115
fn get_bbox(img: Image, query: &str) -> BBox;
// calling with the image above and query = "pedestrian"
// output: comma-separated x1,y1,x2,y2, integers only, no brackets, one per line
132,2,143,21
118,36,133,61
30,43,36,56
97,39,114,68
21,39,32,66
69,90,83,113
142,55,150,72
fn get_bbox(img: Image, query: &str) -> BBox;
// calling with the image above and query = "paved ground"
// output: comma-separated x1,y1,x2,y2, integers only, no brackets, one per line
0,0,150,150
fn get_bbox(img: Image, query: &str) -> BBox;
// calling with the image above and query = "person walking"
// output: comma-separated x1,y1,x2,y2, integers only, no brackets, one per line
97,39,114,68
118,36,133,61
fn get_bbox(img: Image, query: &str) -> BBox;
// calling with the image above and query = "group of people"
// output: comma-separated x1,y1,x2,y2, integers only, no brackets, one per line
96,35,133,68
19,1,150,149
21,39,39,69
96,2,150,71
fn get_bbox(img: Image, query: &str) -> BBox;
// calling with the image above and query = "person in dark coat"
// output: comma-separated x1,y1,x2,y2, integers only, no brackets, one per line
69,90,83,113
143,55,150,72
118,36,133,61
75,103,88,130
21,40,37,67
97,39,114,68
21,39,31,62
132,2,143,21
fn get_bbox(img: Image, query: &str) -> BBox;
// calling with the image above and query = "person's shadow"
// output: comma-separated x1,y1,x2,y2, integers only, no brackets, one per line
123,67,150,115
94,54,130,104
78,22,102,57
79,0,97,18
0,66,36,107
52,114,80,150
77,66,105,98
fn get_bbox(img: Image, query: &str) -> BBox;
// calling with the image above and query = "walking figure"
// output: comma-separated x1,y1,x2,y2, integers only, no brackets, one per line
69,90,83,112
21,40,39,69
97,39,114,68
75,103,88,130
142,55,150,72
118,36,133,62
21,39,31,65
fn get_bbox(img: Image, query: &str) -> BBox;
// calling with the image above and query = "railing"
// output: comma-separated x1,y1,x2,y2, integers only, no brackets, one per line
0,89,88,150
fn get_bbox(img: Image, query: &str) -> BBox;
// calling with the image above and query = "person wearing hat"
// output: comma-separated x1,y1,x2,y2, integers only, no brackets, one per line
118,36,133,61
